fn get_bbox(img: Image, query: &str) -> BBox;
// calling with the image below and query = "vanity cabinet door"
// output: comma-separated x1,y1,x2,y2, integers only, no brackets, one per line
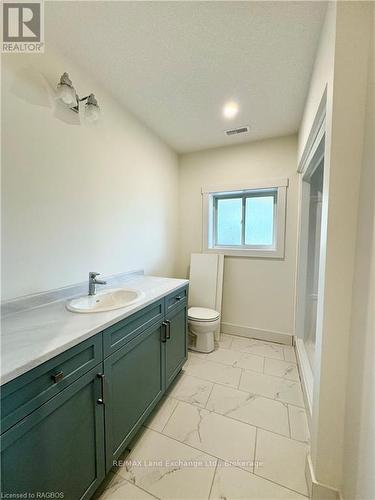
104,322,164,472
165,304,188,389
0,366,105,500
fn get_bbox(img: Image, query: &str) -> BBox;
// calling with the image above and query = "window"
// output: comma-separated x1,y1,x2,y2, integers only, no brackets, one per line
215,190,276,247
202,178,288,258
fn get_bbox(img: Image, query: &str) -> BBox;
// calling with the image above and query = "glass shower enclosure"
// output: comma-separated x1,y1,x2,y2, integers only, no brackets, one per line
295,131,326,414
302,161,324,371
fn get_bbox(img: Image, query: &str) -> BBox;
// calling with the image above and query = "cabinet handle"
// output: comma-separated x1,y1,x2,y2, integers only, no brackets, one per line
161,321,168,342
51,371,64,383
175,296,182,301
166,320,171,340
97,373,105,404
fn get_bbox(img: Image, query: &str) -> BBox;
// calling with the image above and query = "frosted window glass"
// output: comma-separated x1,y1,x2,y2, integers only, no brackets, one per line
216,198,242,245
245,196,274,245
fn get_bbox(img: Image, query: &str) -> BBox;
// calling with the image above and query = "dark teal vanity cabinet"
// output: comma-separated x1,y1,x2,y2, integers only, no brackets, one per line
1,367,105,499
104,321,165,470
165,305,188,388
0,285,188,499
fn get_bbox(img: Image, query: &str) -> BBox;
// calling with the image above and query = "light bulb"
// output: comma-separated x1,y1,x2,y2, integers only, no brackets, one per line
56,84,76,107
85,102,100,123
223,101,239,119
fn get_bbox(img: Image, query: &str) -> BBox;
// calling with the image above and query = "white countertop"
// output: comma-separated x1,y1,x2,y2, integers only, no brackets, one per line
0,276,188,386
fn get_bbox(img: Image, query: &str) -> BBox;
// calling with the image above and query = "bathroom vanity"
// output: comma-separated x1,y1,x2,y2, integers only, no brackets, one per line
0,276,188,499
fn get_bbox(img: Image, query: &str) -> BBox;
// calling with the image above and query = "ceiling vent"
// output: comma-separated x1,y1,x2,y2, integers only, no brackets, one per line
225,125,250,137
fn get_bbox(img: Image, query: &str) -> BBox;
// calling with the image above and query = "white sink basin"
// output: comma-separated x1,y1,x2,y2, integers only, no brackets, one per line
66,288,144,313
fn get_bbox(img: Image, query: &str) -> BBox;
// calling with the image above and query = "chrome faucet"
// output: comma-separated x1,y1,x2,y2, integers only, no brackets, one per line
88,272,107,296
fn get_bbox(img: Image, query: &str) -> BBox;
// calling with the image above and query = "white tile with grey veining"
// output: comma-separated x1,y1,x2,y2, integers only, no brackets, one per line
167,374,213,408
184,356,242,388
264,358,300,381
255,429,309,496
206,384,290,437
283,346,297,363
216,333,233,349
235,352,264,372
117,428,216,500
187,350,206,360
239,370,304,407
198,348,243,367
144,397,179,432
163,401,256,470
98,472,158,499
189,347,264,373
210,461,308,499
231,338,284,360
288,405,310,443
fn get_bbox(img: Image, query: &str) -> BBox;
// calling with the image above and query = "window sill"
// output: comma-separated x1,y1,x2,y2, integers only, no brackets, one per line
204,247,285,259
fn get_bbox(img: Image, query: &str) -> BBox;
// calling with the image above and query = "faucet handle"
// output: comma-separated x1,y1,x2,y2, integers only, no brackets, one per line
89,271,100,279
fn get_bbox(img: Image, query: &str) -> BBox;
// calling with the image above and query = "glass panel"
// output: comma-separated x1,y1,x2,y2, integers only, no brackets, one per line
245,195,274,245
303,160,324,372
216,197,242,245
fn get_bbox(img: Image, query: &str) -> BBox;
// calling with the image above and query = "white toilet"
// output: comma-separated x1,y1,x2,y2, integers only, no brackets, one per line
188,253,224,353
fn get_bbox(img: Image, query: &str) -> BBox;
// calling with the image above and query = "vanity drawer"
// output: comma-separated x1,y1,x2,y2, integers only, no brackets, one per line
103,299,164,357
0,334,102,434
165,286,188,312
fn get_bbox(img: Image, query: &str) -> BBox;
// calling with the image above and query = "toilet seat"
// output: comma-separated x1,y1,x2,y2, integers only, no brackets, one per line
188,307,220,322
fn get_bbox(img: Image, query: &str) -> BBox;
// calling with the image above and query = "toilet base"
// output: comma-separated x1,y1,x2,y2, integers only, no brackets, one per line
188,330,215,353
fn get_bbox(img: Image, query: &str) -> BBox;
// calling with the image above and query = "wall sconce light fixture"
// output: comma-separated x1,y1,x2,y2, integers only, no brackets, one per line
56,72,100,122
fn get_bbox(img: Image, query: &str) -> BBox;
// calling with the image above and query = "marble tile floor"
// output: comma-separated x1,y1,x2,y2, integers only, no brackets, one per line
97,334,310,500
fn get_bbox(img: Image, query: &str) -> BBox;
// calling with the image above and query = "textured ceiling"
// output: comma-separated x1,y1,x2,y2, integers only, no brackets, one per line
45,1,326,153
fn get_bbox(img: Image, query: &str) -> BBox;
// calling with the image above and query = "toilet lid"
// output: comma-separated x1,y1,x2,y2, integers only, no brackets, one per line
188,307,220,321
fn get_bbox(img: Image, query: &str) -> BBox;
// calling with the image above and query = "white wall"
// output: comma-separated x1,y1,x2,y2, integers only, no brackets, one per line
1,47,179,300
342,6,375,498
297,1,373,492
298,2,335,163
178,135,298,341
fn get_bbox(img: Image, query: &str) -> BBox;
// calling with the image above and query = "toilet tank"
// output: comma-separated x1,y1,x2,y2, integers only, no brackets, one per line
188,253,224,313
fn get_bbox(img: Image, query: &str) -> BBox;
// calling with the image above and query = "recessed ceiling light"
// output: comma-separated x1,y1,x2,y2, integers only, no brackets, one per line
223,101,239,119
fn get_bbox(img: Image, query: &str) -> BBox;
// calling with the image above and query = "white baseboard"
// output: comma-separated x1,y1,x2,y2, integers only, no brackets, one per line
221,322,293,345
306,453,341,500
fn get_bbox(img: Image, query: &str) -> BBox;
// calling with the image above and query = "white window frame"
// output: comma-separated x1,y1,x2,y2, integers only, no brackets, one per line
202,178,288,258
